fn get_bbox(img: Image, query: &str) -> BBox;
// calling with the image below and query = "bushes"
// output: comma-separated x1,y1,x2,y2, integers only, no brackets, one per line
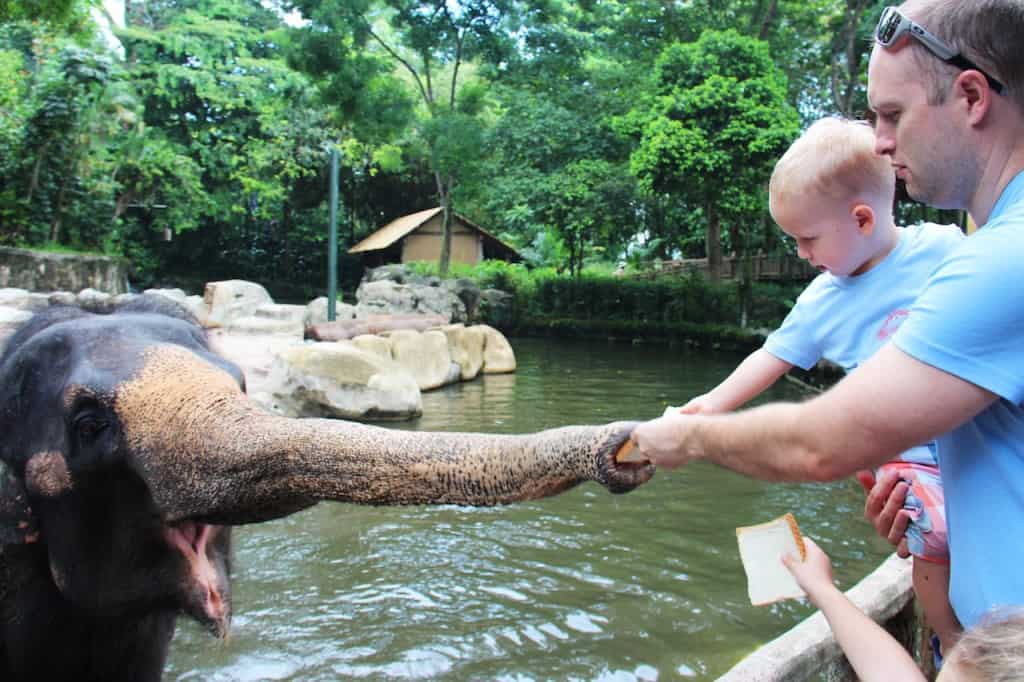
409,259,804,344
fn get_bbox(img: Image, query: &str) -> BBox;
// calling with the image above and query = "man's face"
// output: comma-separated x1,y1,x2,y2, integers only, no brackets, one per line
868,45,975,210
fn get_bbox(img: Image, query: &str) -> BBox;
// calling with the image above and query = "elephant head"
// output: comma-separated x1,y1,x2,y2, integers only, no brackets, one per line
0,295,651,681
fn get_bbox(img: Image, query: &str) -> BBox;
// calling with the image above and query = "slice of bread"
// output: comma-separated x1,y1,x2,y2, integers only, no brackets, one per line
736,513,807,606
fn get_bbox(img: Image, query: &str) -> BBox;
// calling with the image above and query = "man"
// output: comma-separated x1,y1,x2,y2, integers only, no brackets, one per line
631,0,1024,632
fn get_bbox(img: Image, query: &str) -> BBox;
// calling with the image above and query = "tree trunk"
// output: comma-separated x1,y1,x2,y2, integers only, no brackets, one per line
436,172,452,277
706,205,723,281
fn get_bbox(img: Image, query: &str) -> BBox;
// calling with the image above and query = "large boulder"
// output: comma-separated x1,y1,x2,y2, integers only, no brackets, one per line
478,288,516,328
226,303,306,337
351,333,393,360
443,278,481,320
262,342,422,421
304,296,357,327
386,329,459,391
480,325,517,374
206,330,305,395
202,280,273,329
355,279,466,322
441,323,486,381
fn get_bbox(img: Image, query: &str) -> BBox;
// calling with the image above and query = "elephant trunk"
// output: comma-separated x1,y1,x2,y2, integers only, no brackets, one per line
117,345,648,525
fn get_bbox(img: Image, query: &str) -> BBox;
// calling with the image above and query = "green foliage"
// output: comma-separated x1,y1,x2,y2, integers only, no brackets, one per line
628,29,799,207
0,0,904,298
410,259,800,334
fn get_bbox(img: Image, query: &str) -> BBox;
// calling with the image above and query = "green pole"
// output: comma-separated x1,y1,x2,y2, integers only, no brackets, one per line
327,148,339,321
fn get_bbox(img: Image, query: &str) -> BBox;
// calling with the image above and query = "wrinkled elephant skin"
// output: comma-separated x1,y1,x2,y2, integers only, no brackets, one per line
0,296,653,681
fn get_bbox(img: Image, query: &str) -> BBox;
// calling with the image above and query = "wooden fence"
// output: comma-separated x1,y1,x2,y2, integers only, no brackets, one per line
634,253,817,282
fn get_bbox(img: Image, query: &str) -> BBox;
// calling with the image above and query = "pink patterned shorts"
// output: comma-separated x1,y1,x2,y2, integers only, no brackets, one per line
877,461,949,564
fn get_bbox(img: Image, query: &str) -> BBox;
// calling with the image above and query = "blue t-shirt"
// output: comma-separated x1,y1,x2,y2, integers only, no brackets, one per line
764,223,964,465
894,171,1024,629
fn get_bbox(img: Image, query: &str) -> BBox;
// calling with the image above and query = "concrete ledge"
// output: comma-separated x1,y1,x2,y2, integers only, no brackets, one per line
0,246,128,294
719,554,914,681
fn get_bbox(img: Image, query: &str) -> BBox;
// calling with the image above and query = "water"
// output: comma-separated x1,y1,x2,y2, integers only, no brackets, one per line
165,338,892,680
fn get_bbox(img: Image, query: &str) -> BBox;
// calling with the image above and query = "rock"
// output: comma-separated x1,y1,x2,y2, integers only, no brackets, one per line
351,333,393,360
305,313,448,342
202,280,273,329
480,325,516,373
223,303,306,337
444,278,481,320
144,288,188,304
304,297,357,327
478,288,515,328
365,264,416,284
48,291,77,306
0,305,33,352
264,342,422,421
111,293,138,308
388,329,456,391
206,330,304,395
77,288,114,313
355,279,466,322
0,288,48,311
441,323,485,381
183,295,209,322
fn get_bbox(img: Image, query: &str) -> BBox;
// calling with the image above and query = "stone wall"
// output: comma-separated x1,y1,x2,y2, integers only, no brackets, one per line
0,246,129,294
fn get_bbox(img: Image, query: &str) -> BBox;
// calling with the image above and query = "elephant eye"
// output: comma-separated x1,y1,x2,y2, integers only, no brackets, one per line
75,415,109,440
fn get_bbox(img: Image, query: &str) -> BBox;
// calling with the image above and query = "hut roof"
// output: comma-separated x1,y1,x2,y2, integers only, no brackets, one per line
348,207,521,261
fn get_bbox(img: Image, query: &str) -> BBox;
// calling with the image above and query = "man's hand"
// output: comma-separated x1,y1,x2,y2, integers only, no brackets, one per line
857,468,911,557
630,413,700,470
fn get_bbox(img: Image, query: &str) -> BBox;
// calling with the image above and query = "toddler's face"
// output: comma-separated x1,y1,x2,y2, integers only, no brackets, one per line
771,193,875,277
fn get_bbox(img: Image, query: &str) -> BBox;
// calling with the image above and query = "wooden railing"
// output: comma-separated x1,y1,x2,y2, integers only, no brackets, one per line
633,253,817,282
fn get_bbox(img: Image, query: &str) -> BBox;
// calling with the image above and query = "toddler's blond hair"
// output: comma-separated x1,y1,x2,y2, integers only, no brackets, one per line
769,117,894,211
952,608,1024,681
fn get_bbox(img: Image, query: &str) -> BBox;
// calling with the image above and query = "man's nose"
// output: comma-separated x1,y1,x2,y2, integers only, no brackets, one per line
797,243,810,260
874,127,895,156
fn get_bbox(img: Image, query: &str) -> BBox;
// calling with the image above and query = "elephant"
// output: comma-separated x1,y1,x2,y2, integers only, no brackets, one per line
0,295,652,682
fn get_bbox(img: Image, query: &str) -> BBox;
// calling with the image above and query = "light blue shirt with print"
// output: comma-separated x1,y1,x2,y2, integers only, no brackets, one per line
764,222,964,466
894,171,1024,629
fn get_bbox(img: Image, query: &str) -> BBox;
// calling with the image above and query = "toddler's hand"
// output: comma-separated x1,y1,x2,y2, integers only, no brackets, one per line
782,537,836,603
678,394,717,415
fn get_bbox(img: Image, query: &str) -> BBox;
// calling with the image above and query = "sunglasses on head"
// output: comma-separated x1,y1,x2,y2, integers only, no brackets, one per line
874,6,1004,94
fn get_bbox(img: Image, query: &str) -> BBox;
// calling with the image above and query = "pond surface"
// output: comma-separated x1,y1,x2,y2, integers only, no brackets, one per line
166,337,892,681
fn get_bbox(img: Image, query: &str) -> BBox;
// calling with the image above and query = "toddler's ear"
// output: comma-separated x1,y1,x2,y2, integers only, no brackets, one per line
851,204,876,236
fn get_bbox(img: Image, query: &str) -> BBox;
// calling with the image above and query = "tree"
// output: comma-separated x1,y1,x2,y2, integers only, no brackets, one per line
625,29,799,280
289,0,518,275
118,0,343,287
0,22,138,249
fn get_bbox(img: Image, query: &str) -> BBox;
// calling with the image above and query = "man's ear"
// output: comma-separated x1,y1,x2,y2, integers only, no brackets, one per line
956,70,994,127
0,460,39,545
851,204,876,236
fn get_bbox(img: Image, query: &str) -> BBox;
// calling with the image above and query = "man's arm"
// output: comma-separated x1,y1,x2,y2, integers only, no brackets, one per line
679,349,793,414
632,343,998,481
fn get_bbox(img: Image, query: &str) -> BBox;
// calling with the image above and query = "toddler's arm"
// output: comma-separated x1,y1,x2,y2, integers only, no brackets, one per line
680,349,792,414
783,539,925,682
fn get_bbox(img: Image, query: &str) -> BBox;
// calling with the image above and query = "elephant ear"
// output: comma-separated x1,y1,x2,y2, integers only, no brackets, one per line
0,460,37,545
